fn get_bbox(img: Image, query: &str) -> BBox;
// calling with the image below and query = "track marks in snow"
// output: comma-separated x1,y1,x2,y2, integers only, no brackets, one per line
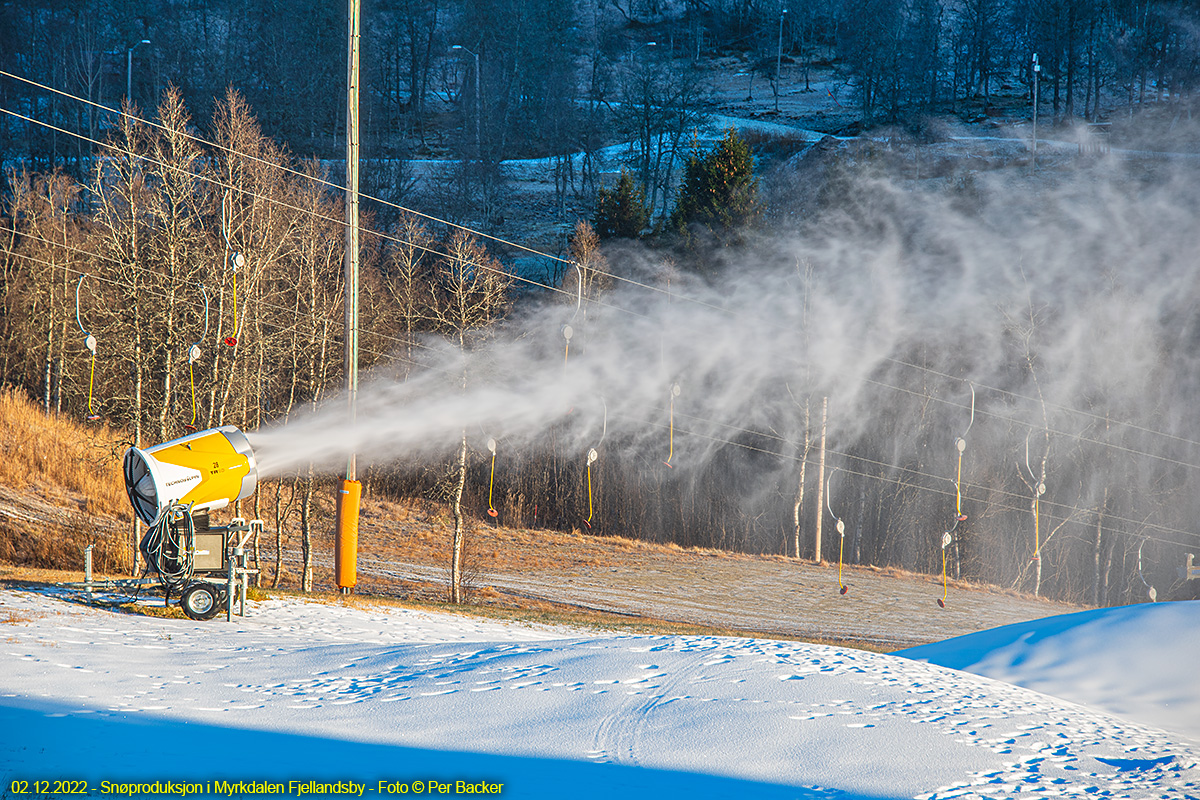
4,591,1198,798
589,645,714,766
767,648,1200,799
221,632,1200,798
919,751,1200,799
225,642,566,708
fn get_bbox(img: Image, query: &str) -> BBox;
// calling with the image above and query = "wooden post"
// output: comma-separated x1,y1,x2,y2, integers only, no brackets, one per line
814,396,827,565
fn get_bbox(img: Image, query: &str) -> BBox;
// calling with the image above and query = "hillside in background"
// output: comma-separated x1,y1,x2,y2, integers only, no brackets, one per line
7,0,1199,172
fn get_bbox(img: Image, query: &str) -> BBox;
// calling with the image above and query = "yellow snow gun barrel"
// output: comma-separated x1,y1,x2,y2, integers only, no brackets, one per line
123,425,258,525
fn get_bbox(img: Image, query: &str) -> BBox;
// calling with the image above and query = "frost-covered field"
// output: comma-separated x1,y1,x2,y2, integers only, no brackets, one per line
1,589,1196,799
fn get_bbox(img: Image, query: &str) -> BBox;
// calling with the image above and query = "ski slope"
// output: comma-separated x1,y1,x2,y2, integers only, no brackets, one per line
897,600,1200,747
1,588,1196,799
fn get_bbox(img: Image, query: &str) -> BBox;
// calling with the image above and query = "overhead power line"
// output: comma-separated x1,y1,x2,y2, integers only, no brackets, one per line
9,247,1200,552
6,69,1200,459
5,92,1198,471
6,77,1200,553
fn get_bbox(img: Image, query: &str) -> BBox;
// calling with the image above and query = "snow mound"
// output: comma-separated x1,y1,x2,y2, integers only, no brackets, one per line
898,600,1200,746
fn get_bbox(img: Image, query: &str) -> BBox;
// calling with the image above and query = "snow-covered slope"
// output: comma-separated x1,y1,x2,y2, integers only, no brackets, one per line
898,600,1200,747
1,589,1196,799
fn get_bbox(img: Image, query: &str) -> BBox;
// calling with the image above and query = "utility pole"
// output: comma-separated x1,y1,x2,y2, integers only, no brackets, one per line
125,39,151,109
775,8,788,112
1031,53,1040,168
335,0,362,595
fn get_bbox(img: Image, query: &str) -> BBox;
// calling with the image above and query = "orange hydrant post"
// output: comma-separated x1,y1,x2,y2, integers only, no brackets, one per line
335,478,362,591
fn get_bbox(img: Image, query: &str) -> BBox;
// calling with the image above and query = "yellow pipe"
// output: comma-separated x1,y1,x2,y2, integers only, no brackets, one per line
838,533,845,590
231,269,238,337
1034,494,1041,560
955,451,963,517
665,394,675,466
188,361,197,428
87,349,97,419
487,451,498,517
586,462,594,527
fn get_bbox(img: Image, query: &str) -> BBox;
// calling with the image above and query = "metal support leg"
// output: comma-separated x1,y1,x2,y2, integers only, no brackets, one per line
235,546,245,617
84,545,94,596
226,553,236,623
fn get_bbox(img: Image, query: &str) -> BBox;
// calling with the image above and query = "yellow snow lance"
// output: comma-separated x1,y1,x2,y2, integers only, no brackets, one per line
123,426,262,620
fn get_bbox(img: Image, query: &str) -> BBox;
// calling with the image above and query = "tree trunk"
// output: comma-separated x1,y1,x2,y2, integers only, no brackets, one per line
158,264,178,440
53,357,63,415
206,282,227,428
814,396,828,565
1033,493,1043,598
273,479,284,588
451,428,468,604
1101,534,1114,605
953,526,962,580
855,480,866,565
1093,487,1107,606
1066,0,1078,116
792,400,809,559
301,466,314,592
43,269,55,415
251,481,262,586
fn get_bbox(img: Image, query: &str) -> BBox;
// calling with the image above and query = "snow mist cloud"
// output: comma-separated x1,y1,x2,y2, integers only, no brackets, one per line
250,154,1200,561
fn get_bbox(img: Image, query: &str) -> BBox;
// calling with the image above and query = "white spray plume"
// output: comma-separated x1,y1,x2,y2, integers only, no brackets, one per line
249,157,1200,558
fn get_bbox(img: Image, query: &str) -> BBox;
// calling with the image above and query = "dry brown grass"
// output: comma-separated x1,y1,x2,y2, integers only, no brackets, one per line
0,608,38,625
116,602,188,620
0,388,130,519
0,389,133,574
0,515,129,574
0,562,120,584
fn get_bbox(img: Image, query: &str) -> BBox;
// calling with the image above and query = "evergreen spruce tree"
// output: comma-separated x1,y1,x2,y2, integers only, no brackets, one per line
669,128,759,247
593,169,650,240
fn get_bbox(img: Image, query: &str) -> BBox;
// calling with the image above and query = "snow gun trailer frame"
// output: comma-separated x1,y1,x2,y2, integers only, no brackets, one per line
139,508,262,621
72,513,263,621
121,426,263,621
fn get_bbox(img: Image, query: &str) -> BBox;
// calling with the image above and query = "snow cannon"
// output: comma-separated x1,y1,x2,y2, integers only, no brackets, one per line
123,426,258,525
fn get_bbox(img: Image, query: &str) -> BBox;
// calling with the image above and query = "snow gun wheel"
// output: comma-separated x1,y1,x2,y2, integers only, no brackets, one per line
181,583,225,621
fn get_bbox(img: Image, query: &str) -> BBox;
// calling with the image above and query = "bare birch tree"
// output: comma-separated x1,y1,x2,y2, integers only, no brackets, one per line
427,229,511,603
